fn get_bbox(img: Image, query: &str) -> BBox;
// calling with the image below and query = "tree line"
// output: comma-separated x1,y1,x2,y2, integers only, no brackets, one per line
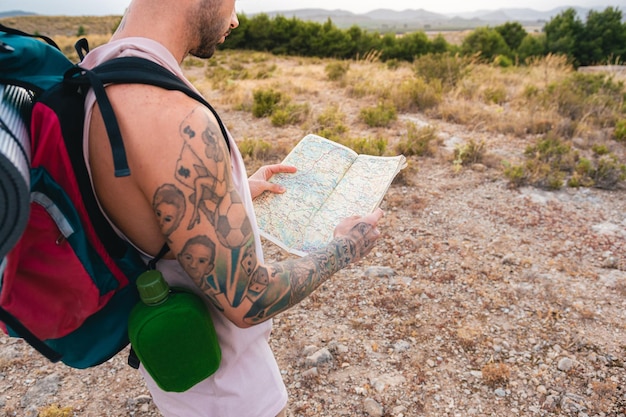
223,7,626,67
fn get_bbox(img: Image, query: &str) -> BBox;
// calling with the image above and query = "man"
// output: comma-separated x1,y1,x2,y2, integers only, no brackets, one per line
81,0,384,415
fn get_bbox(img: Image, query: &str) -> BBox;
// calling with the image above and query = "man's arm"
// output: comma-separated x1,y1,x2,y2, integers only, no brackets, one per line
138,102,382,328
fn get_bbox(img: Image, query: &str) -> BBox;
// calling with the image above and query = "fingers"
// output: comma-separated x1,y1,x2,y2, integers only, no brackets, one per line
249,164,297,198
259,164,297,180
333,208,385,239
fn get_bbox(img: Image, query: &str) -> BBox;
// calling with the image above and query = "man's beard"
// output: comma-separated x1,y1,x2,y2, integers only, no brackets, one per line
189,3,229,59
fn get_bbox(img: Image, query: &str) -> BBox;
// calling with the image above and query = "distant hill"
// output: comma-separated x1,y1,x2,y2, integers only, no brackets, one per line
0,10,35,18
252,6,615,31
2,6,621,34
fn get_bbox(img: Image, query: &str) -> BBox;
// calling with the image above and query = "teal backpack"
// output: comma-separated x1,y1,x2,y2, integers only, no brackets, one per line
0,24,229,369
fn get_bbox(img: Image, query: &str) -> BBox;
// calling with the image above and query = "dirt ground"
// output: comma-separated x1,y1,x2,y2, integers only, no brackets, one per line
0,55,625,417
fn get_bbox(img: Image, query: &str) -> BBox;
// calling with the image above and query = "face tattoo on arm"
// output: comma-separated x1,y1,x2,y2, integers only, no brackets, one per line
153,184,186,239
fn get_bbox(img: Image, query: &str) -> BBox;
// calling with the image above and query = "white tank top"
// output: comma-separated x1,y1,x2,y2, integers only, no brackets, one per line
81,38,287,417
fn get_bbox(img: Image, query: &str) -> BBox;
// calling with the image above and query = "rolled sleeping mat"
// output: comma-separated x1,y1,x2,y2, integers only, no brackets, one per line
0,84,32,260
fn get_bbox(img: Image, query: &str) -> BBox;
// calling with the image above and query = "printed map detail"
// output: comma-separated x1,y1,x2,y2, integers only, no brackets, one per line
253,134,407,256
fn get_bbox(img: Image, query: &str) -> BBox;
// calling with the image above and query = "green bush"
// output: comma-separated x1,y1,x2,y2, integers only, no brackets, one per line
615,119,626,142
503,163,527,187
252,88,283,118
325,61,350,81
504,133,625,190
238,138,273,160
271,103,310,127
593,154,626,189
413,52,471,90
395,122,439,157
360,102,397,128
342,137,388,156
453,139,485,171
314,105,348,140
393,77,442,112
493,54,513,67
547,72,625,130
524,136,577,172
568,158,595,187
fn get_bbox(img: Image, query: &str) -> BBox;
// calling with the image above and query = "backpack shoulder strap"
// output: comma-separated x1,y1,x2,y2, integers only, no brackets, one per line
65,57,231,177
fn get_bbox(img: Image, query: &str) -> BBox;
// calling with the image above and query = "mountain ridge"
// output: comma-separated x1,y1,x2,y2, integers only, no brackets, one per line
2,6,622,31
242,6,608,30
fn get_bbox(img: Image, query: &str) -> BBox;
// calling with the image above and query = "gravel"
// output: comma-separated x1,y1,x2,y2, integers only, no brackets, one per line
1,61,624,417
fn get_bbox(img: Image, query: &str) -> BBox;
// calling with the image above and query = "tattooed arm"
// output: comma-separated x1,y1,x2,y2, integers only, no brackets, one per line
240,210,382,325
140,103,383,328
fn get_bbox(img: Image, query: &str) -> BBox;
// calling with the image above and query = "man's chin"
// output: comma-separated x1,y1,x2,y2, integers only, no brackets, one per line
190,48,216,59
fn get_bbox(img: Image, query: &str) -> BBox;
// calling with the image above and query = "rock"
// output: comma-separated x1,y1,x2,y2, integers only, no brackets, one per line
364,266,396,277
20,373,60,408
302,345,318,356
370,374,407,393
363,398,384,417
471,163,486,172
305,348,333,367
301,367,319,379
392,340,411,353
557,357,574,372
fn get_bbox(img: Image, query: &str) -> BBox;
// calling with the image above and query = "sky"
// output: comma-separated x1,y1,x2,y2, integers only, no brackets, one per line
4,0,623,16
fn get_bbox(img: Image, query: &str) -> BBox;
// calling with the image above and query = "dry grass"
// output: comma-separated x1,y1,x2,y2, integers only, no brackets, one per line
0,15,120,37
481,362,512,387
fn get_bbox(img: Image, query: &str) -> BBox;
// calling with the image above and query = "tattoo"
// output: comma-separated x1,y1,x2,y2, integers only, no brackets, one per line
239,221,372,324
175,108,228,229
215,189,253,249
152,184,185,238
169,109,379,325
178,235,216,286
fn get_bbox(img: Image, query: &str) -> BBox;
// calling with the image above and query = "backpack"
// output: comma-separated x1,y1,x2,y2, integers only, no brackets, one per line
0,24,230,369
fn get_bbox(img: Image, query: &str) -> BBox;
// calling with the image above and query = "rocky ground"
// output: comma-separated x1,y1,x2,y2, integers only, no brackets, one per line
0,56,625,417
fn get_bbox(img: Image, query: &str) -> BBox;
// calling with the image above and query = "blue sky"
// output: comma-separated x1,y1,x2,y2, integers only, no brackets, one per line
4,0,622,16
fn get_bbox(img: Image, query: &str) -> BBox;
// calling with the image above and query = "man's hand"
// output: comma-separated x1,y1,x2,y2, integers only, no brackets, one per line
333,208,384,262
248,164,297,199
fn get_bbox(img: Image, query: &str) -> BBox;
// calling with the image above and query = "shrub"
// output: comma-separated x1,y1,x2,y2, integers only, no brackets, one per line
360,102,397,128
547,72,625,130
503,162,527,187
252,88,283,118
481,363,511,388
314,105,348,140
342,137,388,156
385,59,400,70
593,154,626,189
525,136,577,172
568,157,596,187
592,144,610,156
453,139,485,170
615,119,626,142
238,138,273,160
392,77,442,112
270,103,310,127
395,122,439,157
484,86,507,105
504,134,625,190
325,61,350,81
494,54,513,67
413,52,472,90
